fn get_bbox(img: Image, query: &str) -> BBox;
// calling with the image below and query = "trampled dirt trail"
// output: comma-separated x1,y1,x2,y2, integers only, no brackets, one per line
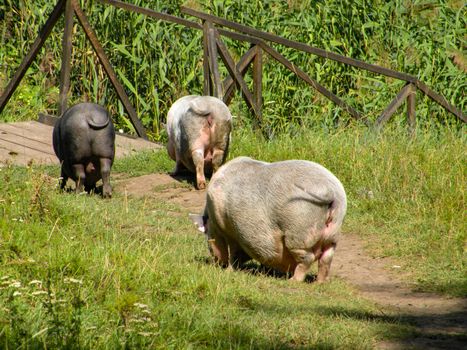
116,173,467,350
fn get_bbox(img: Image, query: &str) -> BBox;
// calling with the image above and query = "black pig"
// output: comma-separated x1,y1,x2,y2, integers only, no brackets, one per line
53,103,115,198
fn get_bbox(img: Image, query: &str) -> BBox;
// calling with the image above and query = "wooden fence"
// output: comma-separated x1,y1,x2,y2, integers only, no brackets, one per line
0,0,465,140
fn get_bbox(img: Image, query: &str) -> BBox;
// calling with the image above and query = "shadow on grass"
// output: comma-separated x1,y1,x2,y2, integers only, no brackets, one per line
195,255,467,349
249,287,467,350
194,256,317,283
316,305,467,350
169,167,216,190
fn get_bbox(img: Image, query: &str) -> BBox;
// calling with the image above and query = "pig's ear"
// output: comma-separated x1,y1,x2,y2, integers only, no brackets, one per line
188,213,206,233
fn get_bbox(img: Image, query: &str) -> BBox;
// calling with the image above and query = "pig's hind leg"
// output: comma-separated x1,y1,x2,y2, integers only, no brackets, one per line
72,164,86,194
100,157,112,198
168,141,187,175
168,149,188,176
317,243,336,283
284,230,320,282
192,149,206,190
316,215,338,282
59,165,68,190
288,247,318,282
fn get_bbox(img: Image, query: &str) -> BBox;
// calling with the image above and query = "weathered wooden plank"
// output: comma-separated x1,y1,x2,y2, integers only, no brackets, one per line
98,0,202,30
0,122,55,147
181,6,417,83
207,23,223,98
416,81,466,123
260,42,362,120
0,129,55,156
202,22,212,96
0,0,66,114
215,34,259,124
98,0,264,45
72,0,147,139
58,0,74,115
0,146,55,167
0,121,161,167
376,83,413,127
222,46,257,104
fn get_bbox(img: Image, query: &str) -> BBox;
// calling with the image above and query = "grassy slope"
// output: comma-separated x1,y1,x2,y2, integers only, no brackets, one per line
1,158,410,349
0,123,465,347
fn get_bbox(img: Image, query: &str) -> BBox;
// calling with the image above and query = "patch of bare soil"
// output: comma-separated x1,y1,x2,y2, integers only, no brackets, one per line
116,173,466,350
115,172,206,214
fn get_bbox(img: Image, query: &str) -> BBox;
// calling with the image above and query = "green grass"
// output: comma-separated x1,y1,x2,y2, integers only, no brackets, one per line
112,147,173,178
0,123,465,348
0,161,413,349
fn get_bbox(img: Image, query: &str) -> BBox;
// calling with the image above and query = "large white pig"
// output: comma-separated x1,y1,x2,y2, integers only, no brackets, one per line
166,95,232,190
190,157,347,282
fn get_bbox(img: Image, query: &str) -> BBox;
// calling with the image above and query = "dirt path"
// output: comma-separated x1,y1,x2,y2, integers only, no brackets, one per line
116,173,467,350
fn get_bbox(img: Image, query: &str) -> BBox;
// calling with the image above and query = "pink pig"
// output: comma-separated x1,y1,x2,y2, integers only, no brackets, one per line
166,95,232,190
190,157,347,282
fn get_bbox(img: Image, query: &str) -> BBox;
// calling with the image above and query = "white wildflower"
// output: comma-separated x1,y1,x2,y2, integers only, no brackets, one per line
1,276,9,280
29,280,42,286
9,281,21,288
13,291,22,297
130,319,146,324
138,332,154,337
31,291,48,296
133,303,149,309
64,277,83,285
51,299,66,304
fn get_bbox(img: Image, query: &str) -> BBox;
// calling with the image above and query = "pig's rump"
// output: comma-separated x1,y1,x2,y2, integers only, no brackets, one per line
209,158,345,269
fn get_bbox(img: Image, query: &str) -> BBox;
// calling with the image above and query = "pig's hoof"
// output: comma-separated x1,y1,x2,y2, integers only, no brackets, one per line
289,275,305,283
197,181,206,190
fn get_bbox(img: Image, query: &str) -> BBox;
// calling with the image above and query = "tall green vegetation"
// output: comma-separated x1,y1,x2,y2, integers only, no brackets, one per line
1,0,465,137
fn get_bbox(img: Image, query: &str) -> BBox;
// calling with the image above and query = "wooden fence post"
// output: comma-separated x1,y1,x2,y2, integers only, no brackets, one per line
222,46,257,105
216,33,260,126
58,0,74,115
0,0,66,114
72,0,147,139
202,21,212,96
376,83,413,129
206,22,223,98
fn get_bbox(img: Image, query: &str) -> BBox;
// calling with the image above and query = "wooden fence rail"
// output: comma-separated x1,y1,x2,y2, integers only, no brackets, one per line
0,0,465,140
